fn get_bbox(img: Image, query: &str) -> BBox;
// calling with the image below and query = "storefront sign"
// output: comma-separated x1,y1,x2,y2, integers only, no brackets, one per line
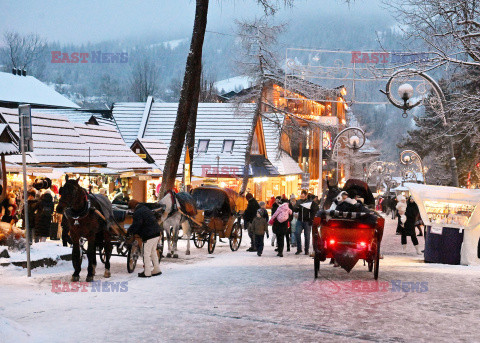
138,175,152,181
301,173,310,189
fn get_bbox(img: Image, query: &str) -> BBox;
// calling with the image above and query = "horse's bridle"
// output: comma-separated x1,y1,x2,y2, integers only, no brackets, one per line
63,186,91,226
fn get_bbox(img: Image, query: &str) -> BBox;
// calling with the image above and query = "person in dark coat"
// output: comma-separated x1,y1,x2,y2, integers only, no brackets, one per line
34,191,54,242
390,197,398,219
127,199,162,277
269,202,292,257
251,209,268,256
243,193,260,252
271,196,281,249
293,190,316,255
402,197,422,255
21,189,38,244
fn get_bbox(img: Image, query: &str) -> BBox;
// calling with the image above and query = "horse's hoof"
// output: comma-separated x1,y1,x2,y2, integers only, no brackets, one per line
166,253,172,258
185,251,191,256
173,254,178,259
71,275,80,282
104,270,111,278
86,276,94,282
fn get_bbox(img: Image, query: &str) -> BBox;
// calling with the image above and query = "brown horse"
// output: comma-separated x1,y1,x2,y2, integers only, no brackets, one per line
57,179,113,282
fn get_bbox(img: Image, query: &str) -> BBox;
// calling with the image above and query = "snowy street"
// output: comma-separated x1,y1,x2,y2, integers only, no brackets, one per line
1,216,479,343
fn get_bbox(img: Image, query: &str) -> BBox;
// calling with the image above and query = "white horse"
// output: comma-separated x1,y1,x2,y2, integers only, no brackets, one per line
157,191,193,258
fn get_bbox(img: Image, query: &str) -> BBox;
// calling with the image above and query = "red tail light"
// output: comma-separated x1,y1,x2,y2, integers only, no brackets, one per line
358,241,367,248
329,239,335,245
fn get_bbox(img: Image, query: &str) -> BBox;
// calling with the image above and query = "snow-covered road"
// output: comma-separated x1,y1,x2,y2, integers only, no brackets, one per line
1,217,479,343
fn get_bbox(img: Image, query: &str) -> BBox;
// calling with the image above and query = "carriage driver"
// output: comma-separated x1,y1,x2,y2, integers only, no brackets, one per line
127,199,162,278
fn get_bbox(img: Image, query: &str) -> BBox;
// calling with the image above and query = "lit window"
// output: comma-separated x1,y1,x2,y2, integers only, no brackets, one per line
198,139,210,153
222,139,235,153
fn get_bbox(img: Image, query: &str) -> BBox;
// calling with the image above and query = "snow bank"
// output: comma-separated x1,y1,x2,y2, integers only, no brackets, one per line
0,241,71,263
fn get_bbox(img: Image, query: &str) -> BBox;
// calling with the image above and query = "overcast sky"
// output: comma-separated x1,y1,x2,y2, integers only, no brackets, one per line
0,0,387,44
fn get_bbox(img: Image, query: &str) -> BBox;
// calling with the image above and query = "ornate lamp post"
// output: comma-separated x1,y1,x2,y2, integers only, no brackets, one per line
400,149,426,184
381,68,458,187
331,127,366,184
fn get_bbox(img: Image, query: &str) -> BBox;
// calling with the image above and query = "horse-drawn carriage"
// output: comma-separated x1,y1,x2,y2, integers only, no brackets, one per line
189,186,244,254
313,179,385,279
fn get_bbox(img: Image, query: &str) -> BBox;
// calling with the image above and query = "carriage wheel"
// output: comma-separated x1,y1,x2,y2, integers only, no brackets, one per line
229,222,243,251
314,254,320,279
207,232,216,254
127,242,140,273
156,233,165,263
193,233,206,248
373,243,380,280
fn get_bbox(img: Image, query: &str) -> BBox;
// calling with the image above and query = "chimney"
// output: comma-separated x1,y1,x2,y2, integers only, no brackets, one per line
22,69,26,76
12,68,17,75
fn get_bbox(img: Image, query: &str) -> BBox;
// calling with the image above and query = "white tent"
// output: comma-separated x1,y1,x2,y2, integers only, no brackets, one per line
405,183,480,266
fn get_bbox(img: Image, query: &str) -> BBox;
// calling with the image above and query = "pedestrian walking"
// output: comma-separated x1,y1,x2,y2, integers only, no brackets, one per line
269,202,292,257
270,196,281,248
289,195,297,247
402,197,422,255
251,209,268,256
127,199,162,278
243,193,260,252
293,190,315,255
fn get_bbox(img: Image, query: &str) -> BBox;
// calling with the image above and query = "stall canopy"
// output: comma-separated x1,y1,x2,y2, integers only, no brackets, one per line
406,183,480,266
406,183,480,229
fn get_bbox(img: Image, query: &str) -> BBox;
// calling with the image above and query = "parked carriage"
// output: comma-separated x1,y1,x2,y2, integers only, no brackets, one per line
80,203,165,273
188,186,245,254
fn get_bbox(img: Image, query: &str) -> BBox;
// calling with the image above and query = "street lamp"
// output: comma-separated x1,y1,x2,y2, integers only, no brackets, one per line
400,149,426,184
381,69,459,187
331,127,366,183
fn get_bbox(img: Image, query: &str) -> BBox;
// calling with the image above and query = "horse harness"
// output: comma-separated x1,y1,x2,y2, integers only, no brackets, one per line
64,192,106,227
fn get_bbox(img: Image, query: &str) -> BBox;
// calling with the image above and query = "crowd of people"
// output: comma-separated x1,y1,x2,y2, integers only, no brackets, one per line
0,178,59,245
243,190,320,257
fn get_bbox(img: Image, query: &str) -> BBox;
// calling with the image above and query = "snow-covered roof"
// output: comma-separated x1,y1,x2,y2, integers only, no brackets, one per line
0,71,80,108
0,106,149,170
262,113,303,175
33,108,115,127
0,123,19,155
73,122,151,171
0,107,92,166
113,102,278,177
132,138,168,171
214,76,255,94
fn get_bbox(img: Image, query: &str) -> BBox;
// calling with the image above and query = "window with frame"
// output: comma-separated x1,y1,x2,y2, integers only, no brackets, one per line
222,139,235,153
198,139,210,153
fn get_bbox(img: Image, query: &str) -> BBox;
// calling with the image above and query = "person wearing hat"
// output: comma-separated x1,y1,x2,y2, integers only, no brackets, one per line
127,199,162,278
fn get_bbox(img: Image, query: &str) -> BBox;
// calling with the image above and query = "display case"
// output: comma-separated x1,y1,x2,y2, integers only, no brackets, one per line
423,201,476,228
